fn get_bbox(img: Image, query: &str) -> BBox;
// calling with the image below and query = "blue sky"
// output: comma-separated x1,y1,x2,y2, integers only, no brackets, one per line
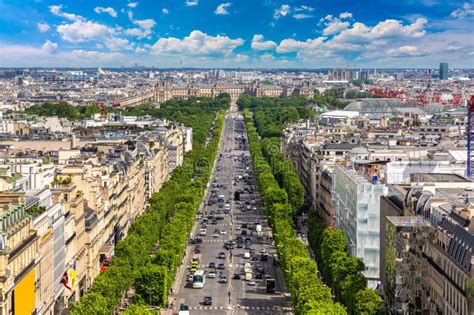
0,0,473,68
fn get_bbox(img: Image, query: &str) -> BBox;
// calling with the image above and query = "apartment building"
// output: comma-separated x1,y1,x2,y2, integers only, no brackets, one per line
0,193,39,315
383,180,474,315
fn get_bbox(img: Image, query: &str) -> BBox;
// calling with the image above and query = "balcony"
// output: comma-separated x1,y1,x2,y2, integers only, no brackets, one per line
8,232,38,263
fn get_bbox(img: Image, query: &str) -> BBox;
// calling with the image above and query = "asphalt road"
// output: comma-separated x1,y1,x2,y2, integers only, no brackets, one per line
167,106,293,315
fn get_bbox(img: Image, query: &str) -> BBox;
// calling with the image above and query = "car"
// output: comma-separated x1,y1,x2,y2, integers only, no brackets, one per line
261,254,268,261
233,273,241,280
235,224,241,230
242,230,248,235
219,272,228,283
217,263,225,270
218,252,226,259
200,228,207,236
207,270,216,278
244,252,251,259
211,219,218,225
191,259,199,266
203,296,213,306
248,280,256,286
189,266,197,273
179,304,190,315
260,248,267,254
213,229,220,237
220,229,227,235
194,246,201,254
256,273,263,279
208,262,216,269
187,273,195,282
237,243,243,248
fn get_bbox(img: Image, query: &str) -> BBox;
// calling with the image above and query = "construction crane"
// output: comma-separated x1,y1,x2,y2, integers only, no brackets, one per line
466,95,474,178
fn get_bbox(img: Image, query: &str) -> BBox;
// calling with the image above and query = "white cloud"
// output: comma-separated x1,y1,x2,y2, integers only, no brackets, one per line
104,37,133,51
450,2,474,19
57,20,116,43
294,5,314,12
275,17,432,64
152,30,244,57
293,14,313,19
125,11,156,39
215,2,232,15
386,45,426,57
274,4,290,19
260,53,275,62
333,18,427,44
37,22,50,32
185,0,199,7
323,19,350,35
49,5,82,21
292,5,314,19
276,37,326,53
162,8,169,14
135,46,146,53
251,34,277,51
235,54,249,62
94,7,118,18
42,40,58,54
127,2,138,8
339,12,353,19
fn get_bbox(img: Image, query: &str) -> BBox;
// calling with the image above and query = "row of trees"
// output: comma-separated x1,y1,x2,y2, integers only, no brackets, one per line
243,109,346,314
308,212,384,314
239,95,384,314
70,97,228,314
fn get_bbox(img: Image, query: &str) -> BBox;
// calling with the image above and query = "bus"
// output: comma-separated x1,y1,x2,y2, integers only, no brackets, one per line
192,270,205,288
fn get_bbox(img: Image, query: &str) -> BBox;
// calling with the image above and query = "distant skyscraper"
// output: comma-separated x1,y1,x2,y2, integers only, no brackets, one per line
439,62,448,80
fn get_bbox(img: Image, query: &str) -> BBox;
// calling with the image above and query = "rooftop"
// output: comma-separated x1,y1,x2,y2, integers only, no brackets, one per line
410,173,469,183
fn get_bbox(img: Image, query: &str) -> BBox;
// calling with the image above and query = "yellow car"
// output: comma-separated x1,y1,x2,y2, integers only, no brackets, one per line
189,266,197,273
191,260,199,266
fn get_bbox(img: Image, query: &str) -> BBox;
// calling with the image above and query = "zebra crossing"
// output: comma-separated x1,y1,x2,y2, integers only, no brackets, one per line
188,305,293,311
202,238,226,242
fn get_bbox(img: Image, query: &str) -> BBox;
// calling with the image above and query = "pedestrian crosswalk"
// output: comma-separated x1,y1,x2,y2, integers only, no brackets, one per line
188,305,293,311
202,239,226,242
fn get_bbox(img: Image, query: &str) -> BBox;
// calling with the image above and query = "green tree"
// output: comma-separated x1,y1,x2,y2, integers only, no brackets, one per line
354,288,384,315
280,106,300,124
122,304,157,315
69,292,110,315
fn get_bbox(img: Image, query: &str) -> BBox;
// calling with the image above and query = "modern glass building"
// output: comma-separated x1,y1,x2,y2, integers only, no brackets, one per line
439,62,449,80
333,164,387,289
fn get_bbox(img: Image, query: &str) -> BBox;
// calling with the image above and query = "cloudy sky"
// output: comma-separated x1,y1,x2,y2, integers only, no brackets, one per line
0,0,473,68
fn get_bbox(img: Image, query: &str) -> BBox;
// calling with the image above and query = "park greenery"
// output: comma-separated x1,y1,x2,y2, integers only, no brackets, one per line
239,95,383,314
24,101,102,121
242,107,345,314
70,96,228,314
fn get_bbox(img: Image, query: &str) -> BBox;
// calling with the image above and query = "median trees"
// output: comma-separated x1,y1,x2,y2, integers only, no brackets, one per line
243,108,346,315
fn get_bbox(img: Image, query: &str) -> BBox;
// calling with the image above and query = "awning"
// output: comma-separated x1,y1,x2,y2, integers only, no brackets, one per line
98,243,114,255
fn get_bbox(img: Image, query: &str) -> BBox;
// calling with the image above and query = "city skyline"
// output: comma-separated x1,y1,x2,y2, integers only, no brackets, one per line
1,0,473,68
